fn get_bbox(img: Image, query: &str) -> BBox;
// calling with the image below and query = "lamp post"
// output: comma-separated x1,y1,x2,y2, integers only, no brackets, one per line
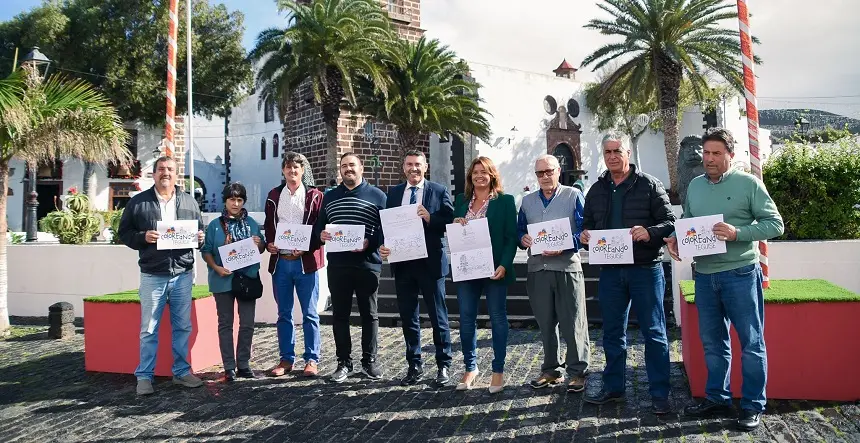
21,47,52,242
795,117,810,136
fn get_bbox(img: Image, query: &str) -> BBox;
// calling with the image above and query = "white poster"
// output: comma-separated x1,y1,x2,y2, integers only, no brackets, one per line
156,220,198,250
380,204,428,263
588,229,634,265
218,237,261,272
676,215,728,259
527,218,576,255
446,218,495,282
325,224,366,253
274,223,312,251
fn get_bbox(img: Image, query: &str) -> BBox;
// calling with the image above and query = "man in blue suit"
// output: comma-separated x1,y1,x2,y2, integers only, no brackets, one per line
380,150,455,386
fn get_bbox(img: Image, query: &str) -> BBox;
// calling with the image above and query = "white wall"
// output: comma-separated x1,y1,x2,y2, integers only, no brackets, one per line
222,90,285,212
671,239,860,327
7,242,330,325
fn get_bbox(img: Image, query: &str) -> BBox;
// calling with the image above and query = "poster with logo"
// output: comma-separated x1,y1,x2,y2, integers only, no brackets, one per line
380,204,428,263
218,238,261,272
675,215,727,259
588,229,634,264
324,224,366,253
527,218,575,255
446,218,496,282
156,220,198,250
274,223,312,251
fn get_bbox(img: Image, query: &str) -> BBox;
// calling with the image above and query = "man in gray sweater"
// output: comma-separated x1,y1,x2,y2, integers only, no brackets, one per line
517,154,589,393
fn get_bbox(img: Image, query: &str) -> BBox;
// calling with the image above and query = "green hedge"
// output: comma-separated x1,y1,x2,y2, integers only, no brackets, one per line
763,136,860,240
680,279,860,304
84,285,212,304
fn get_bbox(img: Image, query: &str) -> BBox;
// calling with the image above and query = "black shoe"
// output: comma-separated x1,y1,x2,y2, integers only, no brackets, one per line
434,367,450,386
236,368,256,379
400,364,424,386
737,409,762,431
683,399,734,418
224,369,236,382
361,360,384,380
584,390,625,405
330,361,353,383
652,398,672,415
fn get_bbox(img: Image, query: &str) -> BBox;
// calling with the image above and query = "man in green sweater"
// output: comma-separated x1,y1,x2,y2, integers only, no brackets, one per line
665,128,783,432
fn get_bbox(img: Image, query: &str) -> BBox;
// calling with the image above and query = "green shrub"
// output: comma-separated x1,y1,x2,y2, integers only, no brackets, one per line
40,189,102,244
763,137,860,240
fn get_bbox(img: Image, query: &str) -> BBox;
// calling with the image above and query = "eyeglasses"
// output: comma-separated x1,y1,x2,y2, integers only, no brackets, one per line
534,169,556,177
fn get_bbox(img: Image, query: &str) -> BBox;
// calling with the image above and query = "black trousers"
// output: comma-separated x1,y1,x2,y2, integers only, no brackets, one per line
394,262,452,368
328,266,380,365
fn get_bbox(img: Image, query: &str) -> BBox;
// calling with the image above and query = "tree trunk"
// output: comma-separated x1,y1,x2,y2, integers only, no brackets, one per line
82,161,96,196
655,52,683,202
321,105,341,186
631,135,642,170
0,160,10,335
397,128,422,181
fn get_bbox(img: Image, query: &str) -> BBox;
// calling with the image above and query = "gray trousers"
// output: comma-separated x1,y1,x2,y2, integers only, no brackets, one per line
526,270,590,377
214,291,256,371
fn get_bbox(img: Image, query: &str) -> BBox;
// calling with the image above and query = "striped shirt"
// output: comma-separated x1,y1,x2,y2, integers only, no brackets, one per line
313,180,387,272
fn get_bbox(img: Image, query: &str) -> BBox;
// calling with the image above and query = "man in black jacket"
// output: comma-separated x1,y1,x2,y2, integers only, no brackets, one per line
580,134,676,414
118,156,205,396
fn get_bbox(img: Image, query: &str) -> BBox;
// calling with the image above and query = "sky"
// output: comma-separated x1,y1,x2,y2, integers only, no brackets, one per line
3,0,860,118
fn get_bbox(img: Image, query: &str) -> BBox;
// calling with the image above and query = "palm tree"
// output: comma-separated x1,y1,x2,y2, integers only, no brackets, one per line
581,0,752,198
249,0,395,182
0,65,130,335
355,36,491,162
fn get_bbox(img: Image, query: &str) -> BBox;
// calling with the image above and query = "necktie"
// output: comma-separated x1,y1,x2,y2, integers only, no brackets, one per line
409,186,418,205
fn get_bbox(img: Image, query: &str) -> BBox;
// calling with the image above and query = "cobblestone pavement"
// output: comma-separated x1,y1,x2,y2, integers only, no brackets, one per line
2,322,859,442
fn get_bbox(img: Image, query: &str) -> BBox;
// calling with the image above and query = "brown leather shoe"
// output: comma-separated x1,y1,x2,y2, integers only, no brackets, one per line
268,361,293,377
303,361,319,377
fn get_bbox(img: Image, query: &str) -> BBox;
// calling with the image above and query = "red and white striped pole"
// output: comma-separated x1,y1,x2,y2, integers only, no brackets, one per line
737,0,769,288
163,0,179,157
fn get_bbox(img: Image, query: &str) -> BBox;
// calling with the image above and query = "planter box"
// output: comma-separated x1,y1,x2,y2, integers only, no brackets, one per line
83,285,232,376
680,279,860,401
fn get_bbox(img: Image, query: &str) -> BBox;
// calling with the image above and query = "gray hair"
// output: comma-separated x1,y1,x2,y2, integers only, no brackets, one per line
535,154,560,169
601,132,627,149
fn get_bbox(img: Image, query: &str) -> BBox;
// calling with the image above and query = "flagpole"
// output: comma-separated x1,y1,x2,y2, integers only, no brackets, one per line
186,0,197,283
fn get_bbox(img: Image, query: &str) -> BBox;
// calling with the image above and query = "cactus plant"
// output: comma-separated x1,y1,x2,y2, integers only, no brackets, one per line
40,188,102,244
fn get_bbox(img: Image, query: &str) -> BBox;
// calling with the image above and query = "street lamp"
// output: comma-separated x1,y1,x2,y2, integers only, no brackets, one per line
795,117,810,135
21,46,52,242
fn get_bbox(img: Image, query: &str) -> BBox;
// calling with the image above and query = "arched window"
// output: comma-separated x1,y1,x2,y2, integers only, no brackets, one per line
273,134,280,159
260,137,267,160
552,143,576,186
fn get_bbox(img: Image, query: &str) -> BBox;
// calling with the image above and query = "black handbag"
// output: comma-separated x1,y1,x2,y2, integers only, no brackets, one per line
220,218,264,301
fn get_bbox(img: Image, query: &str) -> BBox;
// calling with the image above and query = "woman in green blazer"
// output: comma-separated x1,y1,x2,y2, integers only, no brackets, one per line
452,156,517,394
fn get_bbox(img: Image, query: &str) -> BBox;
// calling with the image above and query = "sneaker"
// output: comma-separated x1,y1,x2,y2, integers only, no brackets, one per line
361,360,384,380
737,409,763,431
652,398,672,415
172,373,203,388
567,375,586,393
267,361,293,377
530,372,564,389
584,390,625,405
303,361,319,377
330,361,353,383
683,399,734,418
136,379,154,395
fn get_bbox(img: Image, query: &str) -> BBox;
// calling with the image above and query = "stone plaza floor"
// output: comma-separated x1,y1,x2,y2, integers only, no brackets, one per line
1,321,859,442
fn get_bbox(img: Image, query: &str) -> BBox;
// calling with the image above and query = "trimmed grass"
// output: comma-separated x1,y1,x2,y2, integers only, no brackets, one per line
83,285,212,304
680,279,860,304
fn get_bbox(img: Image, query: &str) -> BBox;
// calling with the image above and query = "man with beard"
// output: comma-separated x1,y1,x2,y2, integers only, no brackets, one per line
118,156,205,395
313,153,387,382
379,150,454,386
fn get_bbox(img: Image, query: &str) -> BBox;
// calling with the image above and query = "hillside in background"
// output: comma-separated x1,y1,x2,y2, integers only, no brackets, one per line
760,109,860,141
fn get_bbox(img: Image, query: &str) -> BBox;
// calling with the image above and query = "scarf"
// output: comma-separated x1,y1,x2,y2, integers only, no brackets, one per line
220,208,252,244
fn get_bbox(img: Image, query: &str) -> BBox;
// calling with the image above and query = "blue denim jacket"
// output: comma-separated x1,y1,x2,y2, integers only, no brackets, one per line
201,216,264,294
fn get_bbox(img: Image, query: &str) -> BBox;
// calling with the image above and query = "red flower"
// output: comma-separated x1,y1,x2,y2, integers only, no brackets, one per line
68,187,78,195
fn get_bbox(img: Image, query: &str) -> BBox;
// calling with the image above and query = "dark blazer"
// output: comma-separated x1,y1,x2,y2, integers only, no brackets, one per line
386,180,454,280
582,164,675,264
453,192,518,285
263,184,325,275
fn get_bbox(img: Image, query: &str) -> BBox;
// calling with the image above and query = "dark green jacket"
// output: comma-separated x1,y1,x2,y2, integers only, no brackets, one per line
453,192,518,285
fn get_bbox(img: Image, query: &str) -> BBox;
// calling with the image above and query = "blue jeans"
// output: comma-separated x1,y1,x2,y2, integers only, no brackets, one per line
273,257,320,363
135,271,193,381
598,264,670,399
457,278,508,373
695,263,766,412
